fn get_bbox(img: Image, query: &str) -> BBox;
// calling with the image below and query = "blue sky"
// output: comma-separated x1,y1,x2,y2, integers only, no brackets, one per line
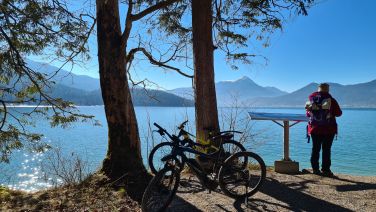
32,0,376,92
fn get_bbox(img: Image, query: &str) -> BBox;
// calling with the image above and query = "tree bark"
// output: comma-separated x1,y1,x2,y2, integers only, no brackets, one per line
96,0,146,180
192,0,220,142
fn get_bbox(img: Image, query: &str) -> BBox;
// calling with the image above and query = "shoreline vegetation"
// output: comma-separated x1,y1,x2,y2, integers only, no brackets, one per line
5,104,376,109
0,173,140,211
1,170,375,211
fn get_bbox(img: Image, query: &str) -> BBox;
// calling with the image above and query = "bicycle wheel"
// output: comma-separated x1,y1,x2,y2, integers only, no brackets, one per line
202,140,246,174
141,166,180,212
219,151,266,199
149,142,175,175
216,140,247,170
221,140,246,157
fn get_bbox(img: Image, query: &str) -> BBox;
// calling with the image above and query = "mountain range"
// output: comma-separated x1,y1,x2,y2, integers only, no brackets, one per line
19,60,376,108
169,76,376,108
22,60,193,107
247,80,376,108
169,76,287,103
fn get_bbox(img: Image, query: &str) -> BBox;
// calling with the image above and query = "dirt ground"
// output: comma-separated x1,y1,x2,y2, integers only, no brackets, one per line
170,170,376,212
1,171,375,211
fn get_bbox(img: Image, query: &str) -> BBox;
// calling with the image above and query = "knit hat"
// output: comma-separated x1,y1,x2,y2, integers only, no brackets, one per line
318,83,329,92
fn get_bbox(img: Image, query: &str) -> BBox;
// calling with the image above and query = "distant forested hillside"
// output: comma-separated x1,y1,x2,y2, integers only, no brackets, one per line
5,60,193,107
49,84,194,106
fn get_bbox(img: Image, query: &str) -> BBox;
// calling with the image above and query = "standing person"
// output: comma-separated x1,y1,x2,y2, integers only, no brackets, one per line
305,83,342,177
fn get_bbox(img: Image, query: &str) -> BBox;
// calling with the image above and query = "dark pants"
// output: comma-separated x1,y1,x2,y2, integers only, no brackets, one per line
311,134,335,171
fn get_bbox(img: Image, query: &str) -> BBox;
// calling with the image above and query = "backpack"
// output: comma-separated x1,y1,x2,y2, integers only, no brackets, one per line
307,94,333,126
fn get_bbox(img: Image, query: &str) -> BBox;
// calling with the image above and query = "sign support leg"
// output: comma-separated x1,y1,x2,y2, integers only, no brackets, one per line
274,120,299,174
283,121,290,161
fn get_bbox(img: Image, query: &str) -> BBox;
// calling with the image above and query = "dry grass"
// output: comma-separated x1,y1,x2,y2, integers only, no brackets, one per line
0,173,140,212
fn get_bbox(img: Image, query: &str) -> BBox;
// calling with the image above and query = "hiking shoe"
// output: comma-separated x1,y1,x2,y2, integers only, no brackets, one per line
312,169,321,175
322,170,334,177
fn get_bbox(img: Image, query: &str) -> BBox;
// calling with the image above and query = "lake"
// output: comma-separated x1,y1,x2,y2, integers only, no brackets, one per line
1,106,375,192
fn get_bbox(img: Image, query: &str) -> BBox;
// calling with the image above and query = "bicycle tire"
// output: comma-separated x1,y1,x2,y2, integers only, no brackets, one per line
218,151,266,199
149,142,175,175
149,140,245,175
141,166,180,212
220,140,246,155
208,140,247,173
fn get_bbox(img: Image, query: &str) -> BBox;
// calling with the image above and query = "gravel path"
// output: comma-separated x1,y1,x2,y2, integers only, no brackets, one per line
1,171,375,211
169,171,376,212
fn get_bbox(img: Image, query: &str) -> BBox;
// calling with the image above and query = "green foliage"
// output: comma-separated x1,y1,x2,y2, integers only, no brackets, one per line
118,187,127,197
0,124,48,163
145,0,314,69
157,3,191,37
0,0,95,163
0,186,11,200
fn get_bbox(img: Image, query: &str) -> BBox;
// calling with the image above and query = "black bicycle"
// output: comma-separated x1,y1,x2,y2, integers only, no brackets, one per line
141,122,266,212
148,120,246,175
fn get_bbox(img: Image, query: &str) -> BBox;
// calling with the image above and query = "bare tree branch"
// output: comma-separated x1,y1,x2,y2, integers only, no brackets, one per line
130,0,181,22
127,47,193,78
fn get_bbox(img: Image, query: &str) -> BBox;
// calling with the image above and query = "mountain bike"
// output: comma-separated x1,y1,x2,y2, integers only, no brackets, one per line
141,123,266,212
148,120,246,175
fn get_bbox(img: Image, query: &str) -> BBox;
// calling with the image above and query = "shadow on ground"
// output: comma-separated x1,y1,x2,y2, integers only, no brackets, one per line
177,178,206,194
169,196,202,212
233,177,353,212
171,173,375,211
333,176,376,192
169,178,204,211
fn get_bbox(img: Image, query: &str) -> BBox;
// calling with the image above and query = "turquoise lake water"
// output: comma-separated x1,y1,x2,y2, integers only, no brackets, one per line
1,106,375,191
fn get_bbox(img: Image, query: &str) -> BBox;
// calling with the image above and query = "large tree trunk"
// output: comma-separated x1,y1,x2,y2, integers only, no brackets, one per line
96,0,147,190
192,0,220,142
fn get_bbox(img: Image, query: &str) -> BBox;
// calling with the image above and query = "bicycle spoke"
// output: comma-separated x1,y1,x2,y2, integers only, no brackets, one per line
219,152,266,198
142,167,180,212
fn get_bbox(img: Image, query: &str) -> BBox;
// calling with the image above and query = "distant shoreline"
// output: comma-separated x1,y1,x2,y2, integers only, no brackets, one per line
4,104,194,108
5,105,54,108
4,104,376,110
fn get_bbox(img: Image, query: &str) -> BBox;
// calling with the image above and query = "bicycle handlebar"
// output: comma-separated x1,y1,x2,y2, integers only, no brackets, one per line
153,122,242,149
153,122,163,130
154,122,211,148
178,120,188,130
153,122,174,139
